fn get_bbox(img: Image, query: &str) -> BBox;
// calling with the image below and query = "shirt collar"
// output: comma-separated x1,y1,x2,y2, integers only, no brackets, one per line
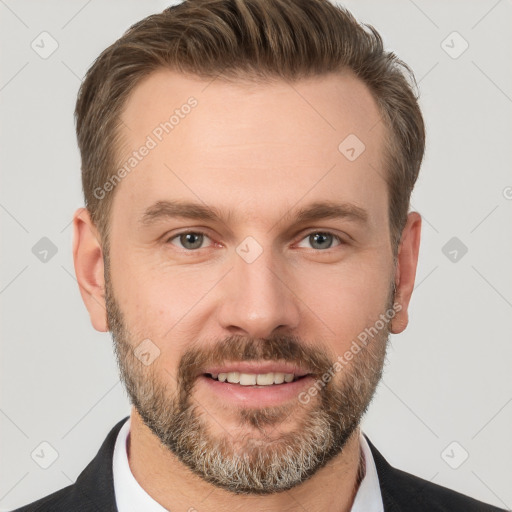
113,417,383,511
113,417,168,512
351,433,385,512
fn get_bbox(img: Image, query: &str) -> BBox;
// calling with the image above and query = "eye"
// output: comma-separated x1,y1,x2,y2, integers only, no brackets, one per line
167,231,212,250
296,231,343,250
166,230,344,252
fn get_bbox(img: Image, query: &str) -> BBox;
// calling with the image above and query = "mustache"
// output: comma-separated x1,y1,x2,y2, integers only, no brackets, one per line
177,334,334,391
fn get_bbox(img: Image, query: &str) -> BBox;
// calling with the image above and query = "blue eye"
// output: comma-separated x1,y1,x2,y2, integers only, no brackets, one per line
168,232,212,250
297,232,342,250
166,230,343,252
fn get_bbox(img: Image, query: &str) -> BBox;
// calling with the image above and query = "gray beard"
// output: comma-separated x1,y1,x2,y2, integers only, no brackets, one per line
105,261,390,494
113,336,387,494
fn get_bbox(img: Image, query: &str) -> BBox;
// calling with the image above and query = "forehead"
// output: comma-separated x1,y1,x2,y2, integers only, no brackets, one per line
114,69,388,230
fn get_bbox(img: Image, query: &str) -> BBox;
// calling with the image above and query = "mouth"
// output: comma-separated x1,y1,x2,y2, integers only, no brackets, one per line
204,371,310,386
197,364,316,407
200,362,311,386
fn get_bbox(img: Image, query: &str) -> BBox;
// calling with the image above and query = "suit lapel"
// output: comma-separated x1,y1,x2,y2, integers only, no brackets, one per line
364,434,447,512
70,416,129,511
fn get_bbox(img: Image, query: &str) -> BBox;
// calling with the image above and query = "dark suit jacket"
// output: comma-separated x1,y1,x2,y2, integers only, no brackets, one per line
12,416,507,511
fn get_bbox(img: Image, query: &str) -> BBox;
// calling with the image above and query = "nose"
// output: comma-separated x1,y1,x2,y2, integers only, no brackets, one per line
216,244,301,339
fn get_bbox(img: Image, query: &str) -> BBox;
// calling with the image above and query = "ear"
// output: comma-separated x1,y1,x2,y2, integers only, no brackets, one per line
390,211,422,334
72,207,108,332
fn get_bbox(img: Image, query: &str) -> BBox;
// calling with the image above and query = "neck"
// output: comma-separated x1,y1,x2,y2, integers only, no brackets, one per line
127,408,364,512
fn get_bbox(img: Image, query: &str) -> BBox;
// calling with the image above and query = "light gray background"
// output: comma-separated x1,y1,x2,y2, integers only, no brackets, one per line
1,0,511,510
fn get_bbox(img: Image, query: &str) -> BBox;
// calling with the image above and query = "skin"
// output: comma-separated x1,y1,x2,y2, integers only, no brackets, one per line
73,69,421,511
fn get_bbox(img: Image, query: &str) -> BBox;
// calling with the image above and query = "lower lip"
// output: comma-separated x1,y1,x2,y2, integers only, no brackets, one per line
197,374,315,408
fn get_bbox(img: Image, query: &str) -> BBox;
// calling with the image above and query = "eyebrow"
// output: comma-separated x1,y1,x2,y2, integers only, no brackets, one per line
138,199,369,228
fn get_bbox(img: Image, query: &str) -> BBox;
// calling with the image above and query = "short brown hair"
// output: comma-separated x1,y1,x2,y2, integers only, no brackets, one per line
75,0,425,257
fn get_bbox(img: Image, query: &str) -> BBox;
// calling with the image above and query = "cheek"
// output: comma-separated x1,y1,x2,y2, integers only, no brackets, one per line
113,255,219,348
296,257,392,348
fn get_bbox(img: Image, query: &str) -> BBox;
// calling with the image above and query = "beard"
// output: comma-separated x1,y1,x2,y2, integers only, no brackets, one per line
104,258,392,495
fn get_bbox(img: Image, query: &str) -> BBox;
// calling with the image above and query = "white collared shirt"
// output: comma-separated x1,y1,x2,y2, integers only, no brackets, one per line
112,417,384,511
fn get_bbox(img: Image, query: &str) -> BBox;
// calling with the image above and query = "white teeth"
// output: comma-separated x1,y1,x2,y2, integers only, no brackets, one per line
256,373,274,385
273,372,285,384
211,371,299,386
226,372,240,384
239,373,257,385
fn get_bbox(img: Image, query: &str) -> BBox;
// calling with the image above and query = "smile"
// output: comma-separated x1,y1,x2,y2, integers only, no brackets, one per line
206,372,307,386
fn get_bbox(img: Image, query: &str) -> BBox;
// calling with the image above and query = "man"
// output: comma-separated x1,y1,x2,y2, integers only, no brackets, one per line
13,0,505,511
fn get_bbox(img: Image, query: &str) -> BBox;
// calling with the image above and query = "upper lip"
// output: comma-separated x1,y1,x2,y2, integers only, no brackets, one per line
201,362,311,377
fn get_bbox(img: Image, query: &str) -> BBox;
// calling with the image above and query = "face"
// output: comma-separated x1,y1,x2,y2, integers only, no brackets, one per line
101,69,398,493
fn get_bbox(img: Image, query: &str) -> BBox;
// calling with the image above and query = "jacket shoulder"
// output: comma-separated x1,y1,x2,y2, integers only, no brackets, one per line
11,484,76,512
385,463,506,511
365,435,507,512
